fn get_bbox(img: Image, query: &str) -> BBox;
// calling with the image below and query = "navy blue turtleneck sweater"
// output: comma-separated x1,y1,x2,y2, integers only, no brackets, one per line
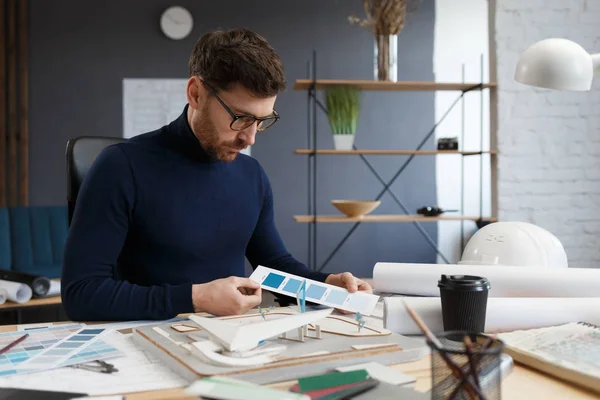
61,105,329,321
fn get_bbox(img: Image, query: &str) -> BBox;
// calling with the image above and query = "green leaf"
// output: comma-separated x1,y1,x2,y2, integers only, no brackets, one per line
325,85,361,135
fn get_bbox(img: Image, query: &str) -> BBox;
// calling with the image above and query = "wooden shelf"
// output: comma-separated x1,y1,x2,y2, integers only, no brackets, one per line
0,295,61,310
293,215,498,223
295,149,498,156
293,79,497,91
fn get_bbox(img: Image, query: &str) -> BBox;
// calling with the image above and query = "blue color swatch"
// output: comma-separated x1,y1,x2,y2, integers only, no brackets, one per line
306,284,327,299
58,341,83,348
325,290,348,306
282,278,302,293
0,324,123,377
262,273,285,289
80,329,104,335
69,335,94,341
60,339,119,367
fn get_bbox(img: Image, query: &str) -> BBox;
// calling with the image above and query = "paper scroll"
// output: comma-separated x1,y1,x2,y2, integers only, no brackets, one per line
0,279,32,303
373,262,600,298
383,296,600,335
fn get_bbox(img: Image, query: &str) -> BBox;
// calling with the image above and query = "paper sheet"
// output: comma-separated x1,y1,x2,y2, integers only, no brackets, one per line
373,262,600,297
85,317,187,331
498,322,600,380
250,265,380,315
185,376,310,400
17,323,54,331
122,78,251,155
335,362,416,386
0,331,188,396
0,324,123,377
15,327,121,373
383,296,600,335
0,279,31,303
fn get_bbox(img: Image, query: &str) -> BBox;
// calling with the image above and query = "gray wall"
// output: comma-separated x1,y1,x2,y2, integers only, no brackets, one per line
28,0,437,277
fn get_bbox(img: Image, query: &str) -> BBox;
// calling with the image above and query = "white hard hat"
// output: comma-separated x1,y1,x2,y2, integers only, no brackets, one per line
459,222,568,268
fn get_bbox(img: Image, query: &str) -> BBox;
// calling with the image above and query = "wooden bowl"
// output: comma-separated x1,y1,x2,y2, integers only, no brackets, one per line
331,200,381,218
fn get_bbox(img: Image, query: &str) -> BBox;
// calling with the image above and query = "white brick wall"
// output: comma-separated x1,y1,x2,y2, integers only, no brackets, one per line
496,0,600,267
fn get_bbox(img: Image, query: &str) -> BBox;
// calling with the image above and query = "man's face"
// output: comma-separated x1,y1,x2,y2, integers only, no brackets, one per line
189,80,277,162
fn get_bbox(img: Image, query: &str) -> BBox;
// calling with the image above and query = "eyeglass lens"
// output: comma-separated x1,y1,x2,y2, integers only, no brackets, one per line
231,116,277,131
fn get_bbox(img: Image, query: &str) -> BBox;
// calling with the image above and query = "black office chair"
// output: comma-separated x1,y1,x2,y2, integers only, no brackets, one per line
65,136,125,226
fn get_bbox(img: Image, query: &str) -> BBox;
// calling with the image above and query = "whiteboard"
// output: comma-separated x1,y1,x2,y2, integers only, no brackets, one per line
122,78,250,156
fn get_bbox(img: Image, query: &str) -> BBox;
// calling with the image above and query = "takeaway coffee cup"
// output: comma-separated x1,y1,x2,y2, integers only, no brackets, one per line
438,274,490,333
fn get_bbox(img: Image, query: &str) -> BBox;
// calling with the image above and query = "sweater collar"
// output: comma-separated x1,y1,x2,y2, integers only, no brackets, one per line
168,104,221,163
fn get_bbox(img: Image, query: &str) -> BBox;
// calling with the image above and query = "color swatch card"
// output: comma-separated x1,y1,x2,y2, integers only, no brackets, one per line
0,324,123,377
249,266,380,315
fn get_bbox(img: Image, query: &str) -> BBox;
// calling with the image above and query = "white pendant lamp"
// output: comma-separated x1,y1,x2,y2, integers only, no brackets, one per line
514,38,600,91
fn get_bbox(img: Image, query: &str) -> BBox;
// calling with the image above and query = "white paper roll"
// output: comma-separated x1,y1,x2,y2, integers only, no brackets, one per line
373,262,600,297
384,296,600,335
0,288,7,305
0,279,32,303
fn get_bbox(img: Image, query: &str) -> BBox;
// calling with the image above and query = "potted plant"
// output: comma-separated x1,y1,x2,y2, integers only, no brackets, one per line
325,85,361,150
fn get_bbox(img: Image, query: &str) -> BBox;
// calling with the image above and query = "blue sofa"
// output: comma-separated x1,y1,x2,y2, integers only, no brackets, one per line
0,206,68,279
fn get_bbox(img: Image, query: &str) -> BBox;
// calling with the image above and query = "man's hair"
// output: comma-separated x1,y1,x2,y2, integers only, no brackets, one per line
189,28,286,97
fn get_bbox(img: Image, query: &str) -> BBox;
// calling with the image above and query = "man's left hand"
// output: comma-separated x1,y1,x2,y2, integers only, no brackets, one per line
325,272,373,314
325,272,372,294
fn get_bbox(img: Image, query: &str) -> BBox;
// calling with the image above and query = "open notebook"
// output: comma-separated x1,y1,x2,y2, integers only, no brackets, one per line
498,322,600,395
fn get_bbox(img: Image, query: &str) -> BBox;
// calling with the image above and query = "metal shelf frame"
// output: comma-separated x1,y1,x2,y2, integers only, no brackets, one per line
299,50,496,273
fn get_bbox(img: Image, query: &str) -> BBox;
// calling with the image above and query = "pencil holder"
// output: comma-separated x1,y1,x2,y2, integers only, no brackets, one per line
427,331,505,400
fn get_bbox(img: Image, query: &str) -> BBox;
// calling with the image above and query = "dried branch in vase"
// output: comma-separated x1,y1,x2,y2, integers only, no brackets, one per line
348,0,422,81
348,0,421,36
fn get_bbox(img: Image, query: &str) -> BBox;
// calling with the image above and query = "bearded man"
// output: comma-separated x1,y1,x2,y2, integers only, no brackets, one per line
61,28,372,321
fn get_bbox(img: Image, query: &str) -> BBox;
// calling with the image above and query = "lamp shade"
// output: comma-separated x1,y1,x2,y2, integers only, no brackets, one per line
515,38,594,91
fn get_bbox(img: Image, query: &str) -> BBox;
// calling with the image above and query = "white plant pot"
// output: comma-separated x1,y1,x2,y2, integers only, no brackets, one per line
333,134,355,150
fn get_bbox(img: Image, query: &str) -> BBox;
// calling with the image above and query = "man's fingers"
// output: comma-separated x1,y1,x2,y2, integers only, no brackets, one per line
238,286,260,296
233,276,261,290
342,272,358,293
357,279,373,293
240,291,262,309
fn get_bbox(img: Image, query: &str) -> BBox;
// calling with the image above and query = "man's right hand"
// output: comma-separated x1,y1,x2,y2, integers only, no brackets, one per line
192,276,262,316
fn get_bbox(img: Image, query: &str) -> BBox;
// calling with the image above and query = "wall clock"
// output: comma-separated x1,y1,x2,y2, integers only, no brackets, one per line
160,6,193,40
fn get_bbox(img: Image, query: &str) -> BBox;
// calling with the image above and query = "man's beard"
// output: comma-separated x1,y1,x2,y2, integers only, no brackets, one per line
192,106,247,162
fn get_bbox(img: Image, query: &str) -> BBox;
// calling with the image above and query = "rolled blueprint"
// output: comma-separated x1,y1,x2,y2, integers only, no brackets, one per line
384,296,600,335
373,262,600,297
0,279,32,303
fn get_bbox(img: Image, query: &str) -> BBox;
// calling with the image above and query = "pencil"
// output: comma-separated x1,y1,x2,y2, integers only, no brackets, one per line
0,333,29,355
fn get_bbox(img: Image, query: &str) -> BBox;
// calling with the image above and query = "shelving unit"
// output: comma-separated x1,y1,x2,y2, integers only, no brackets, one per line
295,149,498,156
296,51,497,271
294,215,498,223
293,79,497,91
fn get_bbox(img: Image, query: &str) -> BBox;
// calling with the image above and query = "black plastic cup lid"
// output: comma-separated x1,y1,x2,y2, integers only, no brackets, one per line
438,274,490,291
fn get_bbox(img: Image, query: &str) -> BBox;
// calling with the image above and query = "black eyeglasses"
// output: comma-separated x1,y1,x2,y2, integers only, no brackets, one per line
202,80,280,132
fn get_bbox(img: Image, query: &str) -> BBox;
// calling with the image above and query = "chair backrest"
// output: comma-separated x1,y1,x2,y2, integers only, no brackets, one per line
65,136,125,226
8,206,68,278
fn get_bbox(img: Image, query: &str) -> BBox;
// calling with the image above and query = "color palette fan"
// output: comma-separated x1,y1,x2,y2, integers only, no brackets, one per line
0,324,123,376
249,266,379,315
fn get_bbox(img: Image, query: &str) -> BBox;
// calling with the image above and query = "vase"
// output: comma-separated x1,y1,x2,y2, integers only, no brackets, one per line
374,34,398,82
333,134,355,150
